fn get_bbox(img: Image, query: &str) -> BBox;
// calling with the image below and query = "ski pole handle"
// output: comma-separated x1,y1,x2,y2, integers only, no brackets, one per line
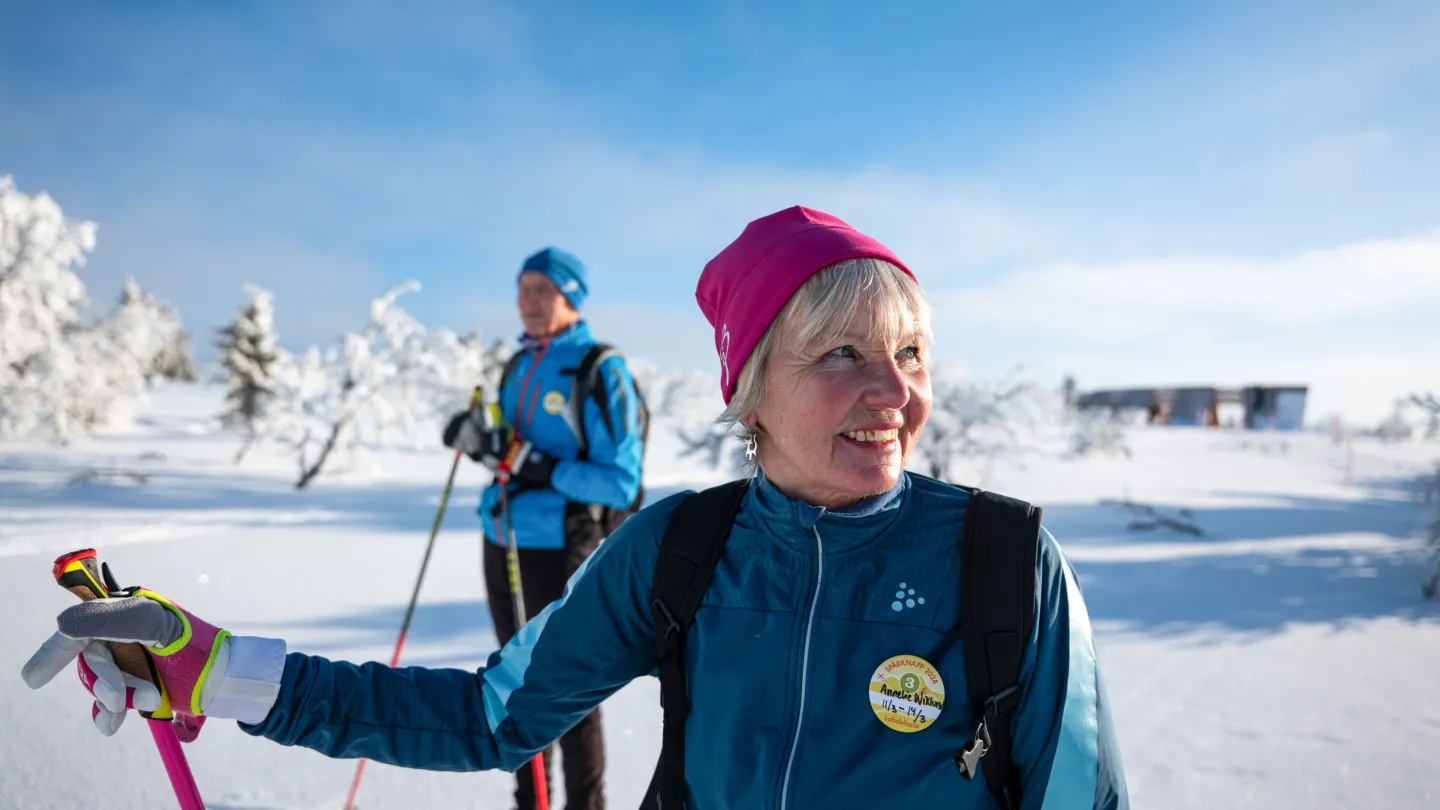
472,386,501,431
52,549,206,808
53,549,157,689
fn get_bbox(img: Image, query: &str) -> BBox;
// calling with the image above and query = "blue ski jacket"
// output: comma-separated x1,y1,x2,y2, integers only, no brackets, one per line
243,472,1128,809
478,320,644,549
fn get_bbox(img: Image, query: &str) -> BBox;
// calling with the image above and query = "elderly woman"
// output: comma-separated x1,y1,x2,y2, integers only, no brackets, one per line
23,207,1127,809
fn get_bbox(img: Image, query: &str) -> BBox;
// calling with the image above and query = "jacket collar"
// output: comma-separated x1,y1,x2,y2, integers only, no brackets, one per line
747,470,909,552
518,320,591,352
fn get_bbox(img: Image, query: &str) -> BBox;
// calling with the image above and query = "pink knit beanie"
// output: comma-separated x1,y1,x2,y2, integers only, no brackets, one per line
695,206,914,404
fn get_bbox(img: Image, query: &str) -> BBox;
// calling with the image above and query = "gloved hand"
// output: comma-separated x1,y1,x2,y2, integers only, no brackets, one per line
500,439,557,487
443,410,509,468
22,588,283,737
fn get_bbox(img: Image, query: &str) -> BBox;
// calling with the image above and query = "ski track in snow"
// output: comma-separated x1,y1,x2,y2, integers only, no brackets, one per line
2,383,1438,809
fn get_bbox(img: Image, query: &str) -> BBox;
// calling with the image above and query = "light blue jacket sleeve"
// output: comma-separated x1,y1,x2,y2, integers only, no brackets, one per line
550,355,644,510
239,494,684,770
1012,528,1129,810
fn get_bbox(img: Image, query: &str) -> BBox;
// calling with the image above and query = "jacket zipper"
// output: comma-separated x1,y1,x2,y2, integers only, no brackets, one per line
779,525,824,810
514,341,550,434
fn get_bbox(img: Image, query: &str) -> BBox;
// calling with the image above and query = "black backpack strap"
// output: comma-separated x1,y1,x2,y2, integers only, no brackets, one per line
643,480,750,810
568,343,617,459
955,490,1042,810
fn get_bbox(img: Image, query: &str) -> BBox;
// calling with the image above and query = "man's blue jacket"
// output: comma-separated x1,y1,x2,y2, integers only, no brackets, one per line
479,320,644,549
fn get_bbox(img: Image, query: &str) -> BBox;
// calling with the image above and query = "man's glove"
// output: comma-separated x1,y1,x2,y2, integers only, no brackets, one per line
499,439,557,487
443,410,509,468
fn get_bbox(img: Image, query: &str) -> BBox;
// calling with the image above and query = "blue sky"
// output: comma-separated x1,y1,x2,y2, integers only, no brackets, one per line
3,0,1437,421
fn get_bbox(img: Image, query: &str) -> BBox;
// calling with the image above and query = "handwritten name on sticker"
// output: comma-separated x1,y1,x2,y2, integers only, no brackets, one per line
869,654,945,733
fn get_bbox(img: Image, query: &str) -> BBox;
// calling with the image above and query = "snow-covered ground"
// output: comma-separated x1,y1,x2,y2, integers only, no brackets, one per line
3,383,1438,809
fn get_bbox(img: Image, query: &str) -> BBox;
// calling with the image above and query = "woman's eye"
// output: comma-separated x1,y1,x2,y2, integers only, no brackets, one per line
898,346,921,361
827,346,857,359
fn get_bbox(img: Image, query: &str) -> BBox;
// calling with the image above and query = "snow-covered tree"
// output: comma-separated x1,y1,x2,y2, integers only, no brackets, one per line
625,360,739,473
0,176,106,438
260,282,499,488
0,178,193,439
153,329,195,382
218,285,280,462
453,330,511,398
102,278,192,383
0,176,93,369
910,363,1058,484
1060,374,1079,410
675,420,748,474
629,361,717,420
1068,408,1135,459
1375,398,1416,442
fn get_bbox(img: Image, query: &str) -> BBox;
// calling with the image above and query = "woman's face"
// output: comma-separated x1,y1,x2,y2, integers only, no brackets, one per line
751,309,931,509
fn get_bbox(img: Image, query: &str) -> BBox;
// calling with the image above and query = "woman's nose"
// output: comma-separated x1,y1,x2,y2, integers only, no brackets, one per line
862,358,910,409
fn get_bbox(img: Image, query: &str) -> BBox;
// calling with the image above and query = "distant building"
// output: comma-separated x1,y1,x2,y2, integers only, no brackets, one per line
1076,385,1308,430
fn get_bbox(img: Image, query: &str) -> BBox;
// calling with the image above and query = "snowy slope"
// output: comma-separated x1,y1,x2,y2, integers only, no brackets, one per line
2,383,1438,809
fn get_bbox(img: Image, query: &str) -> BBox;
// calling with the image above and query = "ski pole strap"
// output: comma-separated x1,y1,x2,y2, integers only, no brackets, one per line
956,490,1042,810
645,480,749,810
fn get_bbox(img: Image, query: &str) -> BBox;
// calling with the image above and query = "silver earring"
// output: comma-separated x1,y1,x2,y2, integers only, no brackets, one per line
744,428,758,462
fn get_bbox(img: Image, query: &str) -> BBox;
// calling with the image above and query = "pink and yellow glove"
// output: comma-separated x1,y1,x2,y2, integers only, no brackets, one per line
22,555,284,738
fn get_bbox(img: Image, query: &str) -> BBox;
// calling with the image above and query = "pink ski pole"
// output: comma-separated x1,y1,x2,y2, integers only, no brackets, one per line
53,549,207,809
148,721,206,810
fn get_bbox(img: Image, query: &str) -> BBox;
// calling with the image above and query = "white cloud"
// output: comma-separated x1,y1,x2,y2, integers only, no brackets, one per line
932,230,1440,423
1253,128,1396,185
942,229,1440,332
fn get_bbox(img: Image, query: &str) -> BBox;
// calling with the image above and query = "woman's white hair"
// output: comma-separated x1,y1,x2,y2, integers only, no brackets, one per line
718,257,931,434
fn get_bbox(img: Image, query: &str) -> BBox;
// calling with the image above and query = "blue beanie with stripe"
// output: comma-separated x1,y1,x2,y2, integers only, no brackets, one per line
519,247,589,311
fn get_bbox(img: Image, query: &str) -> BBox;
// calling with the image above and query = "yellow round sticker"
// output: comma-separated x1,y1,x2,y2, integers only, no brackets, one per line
869,654,945,733
543,390,566,415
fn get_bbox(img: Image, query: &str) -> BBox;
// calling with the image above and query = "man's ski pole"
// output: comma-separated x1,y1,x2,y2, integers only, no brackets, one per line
52,549,207,810
496,471,551,810
343,387,481,810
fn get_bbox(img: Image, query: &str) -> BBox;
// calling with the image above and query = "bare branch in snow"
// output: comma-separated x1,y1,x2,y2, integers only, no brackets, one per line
1419,463,1440,599
255,282,503,488
1410,392,1440,441
1101,498,1205,537
1068,409,1135,459
676,421,745,473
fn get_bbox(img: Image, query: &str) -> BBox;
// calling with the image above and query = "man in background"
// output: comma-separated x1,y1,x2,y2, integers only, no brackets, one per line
444,247,646,810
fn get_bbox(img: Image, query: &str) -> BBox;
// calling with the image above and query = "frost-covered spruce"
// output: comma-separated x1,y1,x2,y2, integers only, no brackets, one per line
217,285,280,451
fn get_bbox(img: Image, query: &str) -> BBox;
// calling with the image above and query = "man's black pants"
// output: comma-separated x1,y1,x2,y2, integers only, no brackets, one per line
483,524,605,810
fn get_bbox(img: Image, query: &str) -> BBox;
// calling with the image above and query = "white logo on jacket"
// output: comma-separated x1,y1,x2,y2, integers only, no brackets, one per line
719,324,732,390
